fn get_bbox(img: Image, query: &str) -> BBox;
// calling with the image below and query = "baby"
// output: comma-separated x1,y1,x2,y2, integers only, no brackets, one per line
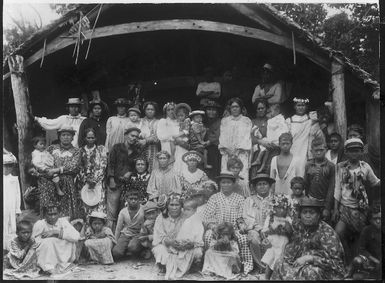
138,201,159,259
30,136,64,196
188,110,211,169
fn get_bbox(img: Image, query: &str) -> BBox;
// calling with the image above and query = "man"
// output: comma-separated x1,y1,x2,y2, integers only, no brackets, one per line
34,98,86,147
77,99,107,147
196,67,221,106
203,172,253,275
107,127,141,229
32,204,80,274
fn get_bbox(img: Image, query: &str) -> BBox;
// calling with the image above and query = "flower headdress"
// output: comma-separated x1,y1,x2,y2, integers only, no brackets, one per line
270,194,291,211
293,97,310,104
162,102,176,115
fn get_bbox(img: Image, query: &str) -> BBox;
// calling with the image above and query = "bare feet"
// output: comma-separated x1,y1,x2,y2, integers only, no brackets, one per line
57,189,65,196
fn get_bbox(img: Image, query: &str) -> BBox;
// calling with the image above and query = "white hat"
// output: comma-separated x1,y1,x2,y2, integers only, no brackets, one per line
81,183,102,207
88,211,107,220
66,98,83,105
344,138,364,149
3,149,17,165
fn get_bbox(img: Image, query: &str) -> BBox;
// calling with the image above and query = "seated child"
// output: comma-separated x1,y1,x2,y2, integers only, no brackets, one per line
137,201,159,259
6,220,39,273
188,110,211,169
261,194,293,280
345,205,381,279
289,177,305,221
84,211,116,265
252,104,288,173
202,222,241,279
227,157,250,198
70,218,85,263
30,136,64,196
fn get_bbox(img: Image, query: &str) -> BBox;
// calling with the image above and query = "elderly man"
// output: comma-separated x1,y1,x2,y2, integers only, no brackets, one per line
272,197,345,280
107,127,141,229
203,172,253,275
32,204,80,274
34,98,86,147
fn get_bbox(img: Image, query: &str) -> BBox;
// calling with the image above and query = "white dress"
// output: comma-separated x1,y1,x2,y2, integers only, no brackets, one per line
36,114,86,148
219,115,252,180
3,174,21,250
270,156,303,195
32,149,55,171
156,117,179,156
105,115,130,152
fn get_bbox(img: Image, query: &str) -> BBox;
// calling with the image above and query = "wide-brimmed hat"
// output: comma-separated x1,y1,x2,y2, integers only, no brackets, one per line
189,110,205,118
344,138,364,150
124,127,141,135
127,107,141,115
57,125,76,135
81,183,102,207
143,201,159,213
182,150,203,163
88,210,107,220
66,98,83,105
215,172,236,182
250,173,275,184
298,196,325,208
3,149,17,165
114,98,129,106
175,103,192,114
203,100,222,109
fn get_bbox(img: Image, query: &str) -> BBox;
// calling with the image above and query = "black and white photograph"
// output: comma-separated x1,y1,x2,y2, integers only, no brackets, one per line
2,0,381,280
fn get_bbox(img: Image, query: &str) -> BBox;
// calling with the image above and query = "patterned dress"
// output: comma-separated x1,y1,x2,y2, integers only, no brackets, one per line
38,144,81,220
120,172,150,207
179,168,209,199
141,117,160,172
272,221,345,280
84,226,116,265
78,145,108,218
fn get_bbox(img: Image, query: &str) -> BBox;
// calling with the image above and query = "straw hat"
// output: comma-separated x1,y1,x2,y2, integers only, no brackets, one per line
189,110,206,118
124,127,141,135
250,173,275,184
88,210,107,220
215,172,236,182
298,196,325,208
344,138,364,150
182,150,203,164
127,107,141,115
143,201,158,213
203,100,222,109
114,98,129,106
81,183,102,207
57,125,76,135
66,98,83,105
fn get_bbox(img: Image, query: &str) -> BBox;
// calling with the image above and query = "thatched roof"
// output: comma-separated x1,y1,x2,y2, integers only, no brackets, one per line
4,3,379,93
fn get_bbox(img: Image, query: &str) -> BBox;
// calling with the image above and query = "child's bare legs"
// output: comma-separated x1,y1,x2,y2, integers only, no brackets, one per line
256,150,267,173
264,266,273,280
169,141,176,163
52,174,64,196
203,148,212,169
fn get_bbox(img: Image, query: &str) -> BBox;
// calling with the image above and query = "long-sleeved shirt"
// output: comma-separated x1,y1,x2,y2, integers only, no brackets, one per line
242,194,273,231
77,117,107,148
7,238,33,269
35,114,85,148
152,214,185,246
115,206,145,239
304,158,335,210
107,143,140,182
147,165,182,199
219,115,252,152
203,192,245,227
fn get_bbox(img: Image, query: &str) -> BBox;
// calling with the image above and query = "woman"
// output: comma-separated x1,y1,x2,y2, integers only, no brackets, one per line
105,98,130,152
272,197,345,280
78,128,108,218
147,151,182,201
179,151,209,199
157,102,179,158
203,100,222,180
219,97,252,181
152,193,203,278
173,103,192,173
141,101,160,172
38,126,81,220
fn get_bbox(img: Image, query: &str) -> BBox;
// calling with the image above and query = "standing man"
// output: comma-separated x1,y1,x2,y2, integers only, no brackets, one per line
107,127,141,230
34,98,86,148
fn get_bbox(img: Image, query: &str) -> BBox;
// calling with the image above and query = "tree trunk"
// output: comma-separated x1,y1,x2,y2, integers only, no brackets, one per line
331,59,347,142
8,55,34,209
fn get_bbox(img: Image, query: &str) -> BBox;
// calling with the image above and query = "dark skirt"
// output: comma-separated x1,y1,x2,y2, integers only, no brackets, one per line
206,144,221,180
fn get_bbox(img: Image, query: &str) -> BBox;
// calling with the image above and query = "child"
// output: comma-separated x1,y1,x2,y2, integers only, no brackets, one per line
84,211,116,265
252,103,288,173
270,132,303,195
325,132,344,165
344,205,381,279
137,201,159,259
261,194,293,280
227,157,250,198
193,180,218,221
30,136,64,196
6,220,39,273
304,137,335,222
188,110,211,169
3,150,21,251
289,177,305,221
202,222,241,279
70,218,86,263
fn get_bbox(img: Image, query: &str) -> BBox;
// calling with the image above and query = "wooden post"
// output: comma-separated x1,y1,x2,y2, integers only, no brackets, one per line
331,59,347,141
8,55,34,209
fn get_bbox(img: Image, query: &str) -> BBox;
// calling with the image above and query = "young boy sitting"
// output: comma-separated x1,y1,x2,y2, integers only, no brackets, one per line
304,137,335,222
344,205,381,279
137,201,159,259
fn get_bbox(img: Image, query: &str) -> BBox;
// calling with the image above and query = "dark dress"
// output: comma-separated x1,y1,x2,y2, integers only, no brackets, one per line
120,172,150,208
77,117,107,148
204,118,221,180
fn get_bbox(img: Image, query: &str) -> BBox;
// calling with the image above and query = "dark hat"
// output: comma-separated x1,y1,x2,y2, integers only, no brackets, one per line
66,98,83,105
89,99,103,106
124,127,141,135
344,138,364,150
127,107,141,115
250,173,275,184
57,125,76,135
216,172,236,182
203,100,222,109
114,98,129,106
175,103,192,114
299,196,325,208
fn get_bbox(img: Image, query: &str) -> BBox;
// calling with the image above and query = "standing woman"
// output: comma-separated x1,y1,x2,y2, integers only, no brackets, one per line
40,126,81,220
141,101,160,172
157,102,179,158
203,100,222,180
105,98,130,152
78,128,108,218
174,103,192,173
219,97,252,181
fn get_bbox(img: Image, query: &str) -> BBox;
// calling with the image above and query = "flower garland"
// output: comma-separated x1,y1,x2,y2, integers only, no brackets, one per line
293,97,310,104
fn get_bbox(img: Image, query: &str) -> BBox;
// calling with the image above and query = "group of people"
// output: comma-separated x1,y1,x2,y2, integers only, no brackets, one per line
3,63,381,280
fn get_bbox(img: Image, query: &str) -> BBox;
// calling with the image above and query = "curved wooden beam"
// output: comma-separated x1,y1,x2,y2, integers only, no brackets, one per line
3,19,330,80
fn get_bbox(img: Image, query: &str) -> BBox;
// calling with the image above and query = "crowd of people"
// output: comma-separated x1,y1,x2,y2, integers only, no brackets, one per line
3,63,381,280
